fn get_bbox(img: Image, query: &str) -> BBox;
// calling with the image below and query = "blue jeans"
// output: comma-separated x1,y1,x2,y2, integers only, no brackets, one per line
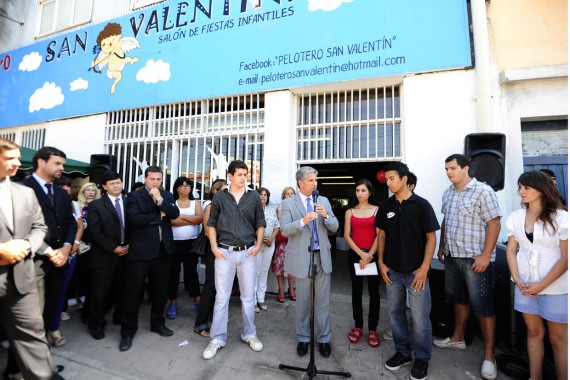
386,269,432,361
444,256,495,317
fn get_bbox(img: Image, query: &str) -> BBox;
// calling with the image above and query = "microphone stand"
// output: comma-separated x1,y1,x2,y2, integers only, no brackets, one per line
279,200,351,379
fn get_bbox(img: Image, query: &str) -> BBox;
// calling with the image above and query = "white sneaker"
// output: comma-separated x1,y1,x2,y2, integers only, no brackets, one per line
481,360,497,380
382,330,393,340
432,337,466,350
243,335,263,352
254,305,260,313
79,296,86,304
60,312,71,321
67,298,78,307
202,340,222,360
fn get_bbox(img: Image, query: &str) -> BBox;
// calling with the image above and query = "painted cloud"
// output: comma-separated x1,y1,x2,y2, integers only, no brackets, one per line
308,0,354,12
19,52,42,72
136,59,171,84
70,78,88,91
29,82,64,113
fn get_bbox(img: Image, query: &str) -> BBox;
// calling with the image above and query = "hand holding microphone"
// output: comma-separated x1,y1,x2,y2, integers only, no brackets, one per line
312,190,329,219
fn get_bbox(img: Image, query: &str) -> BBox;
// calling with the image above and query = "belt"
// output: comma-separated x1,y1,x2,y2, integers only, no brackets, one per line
218,242,255,251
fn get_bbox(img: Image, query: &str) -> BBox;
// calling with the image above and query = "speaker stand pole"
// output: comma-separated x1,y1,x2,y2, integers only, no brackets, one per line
278,232,351,379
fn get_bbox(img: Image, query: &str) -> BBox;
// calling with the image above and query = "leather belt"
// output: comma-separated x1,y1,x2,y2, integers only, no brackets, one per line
218,242,255,251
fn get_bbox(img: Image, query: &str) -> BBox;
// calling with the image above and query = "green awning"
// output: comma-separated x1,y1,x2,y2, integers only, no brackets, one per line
19,147,90,175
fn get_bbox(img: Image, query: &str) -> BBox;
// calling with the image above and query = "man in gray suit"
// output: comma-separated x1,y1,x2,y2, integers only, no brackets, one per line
0,139,63,379
280,166,339,358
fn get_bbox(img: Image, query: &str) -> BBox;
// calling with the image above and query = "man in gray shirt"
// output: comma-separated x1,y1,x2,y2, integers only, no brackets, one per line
202,160,266,360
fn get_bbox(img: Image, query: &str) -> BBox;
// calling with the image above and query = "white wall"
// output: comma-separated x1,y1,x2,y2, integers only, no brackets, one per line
261,90,297,206
44,114,107,162
402,70,477,226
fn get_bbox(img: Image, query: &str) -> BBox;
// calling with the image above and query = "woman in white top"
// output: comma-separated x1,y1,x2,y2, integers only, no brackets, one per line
506,171,568,380
254,187,280,312
168,176,203,319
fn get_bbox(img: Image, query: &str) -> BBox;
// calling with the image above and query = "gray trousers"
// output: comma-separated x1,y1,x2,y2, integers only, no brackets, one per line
0,279,57,380
294,252,332,343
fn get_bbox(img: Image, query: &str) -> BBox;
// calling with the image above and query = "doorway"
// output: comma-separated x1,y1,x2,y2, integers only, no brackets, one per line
311,161,394,298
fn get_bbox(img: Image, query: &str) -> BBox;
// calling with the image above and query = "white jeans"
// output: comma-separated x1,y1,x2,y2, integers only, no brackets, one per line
254,241,275,303
209,247,257,346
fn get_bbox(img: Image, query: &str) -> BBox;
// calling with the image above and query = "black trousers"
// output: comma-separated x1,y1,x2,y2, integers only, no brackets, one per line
348,249,380,331
37,267,65,331
121,248,172,338
88,259,125,329
194,242,216,330
167,239,200,300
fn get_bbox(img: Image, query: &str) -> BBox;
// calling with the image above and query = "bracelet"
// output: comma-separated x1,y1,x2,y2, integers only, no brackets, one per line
74,240,80,245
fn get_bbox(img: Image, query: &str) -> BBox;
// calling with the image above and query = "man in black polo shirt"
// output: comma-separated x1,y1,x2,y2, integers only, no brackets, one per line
202,160,266,360
375,162,439,380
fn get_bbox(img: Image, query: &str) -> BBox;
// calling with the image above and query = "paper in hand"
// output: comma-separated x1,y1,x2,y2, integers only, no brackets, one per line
354,263,378,276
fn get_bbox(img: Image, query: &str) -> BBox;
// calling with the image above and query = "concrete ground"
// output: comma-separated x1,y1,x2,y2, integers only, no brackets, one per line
1,250,517,379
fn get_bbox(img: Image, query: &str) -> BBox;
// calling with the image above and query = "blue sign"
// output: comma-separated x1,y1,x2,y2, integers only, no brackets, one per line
0,0,471,128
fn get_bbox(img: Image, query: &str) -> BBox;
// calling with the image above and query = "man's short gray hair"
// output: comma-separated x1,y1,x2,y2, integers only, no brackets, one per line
296,166,318,185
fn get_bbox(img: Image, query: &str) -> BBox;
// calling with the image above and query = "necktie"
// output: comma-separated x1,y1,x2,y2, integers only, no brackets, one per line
45,183,55,208
115,198,125,244
306,197,319,249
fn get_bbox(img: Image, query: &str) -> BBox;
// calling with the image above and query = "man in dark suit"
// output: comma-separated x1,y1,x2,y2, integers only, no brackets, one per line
280,166,339,358
21,147,77,346
87,171,129,340
119,165,180,351
0,139,63,379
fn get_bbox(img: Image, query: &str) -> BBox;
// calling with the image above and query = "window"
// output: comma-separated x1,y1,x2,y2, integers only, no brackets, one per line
296,86,401,163
38,0,92,36
131,0,165,10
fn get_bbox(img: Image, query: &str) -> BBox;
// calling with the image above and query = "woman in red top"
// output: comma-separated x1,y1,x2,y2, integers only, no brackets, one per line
344,179,380,347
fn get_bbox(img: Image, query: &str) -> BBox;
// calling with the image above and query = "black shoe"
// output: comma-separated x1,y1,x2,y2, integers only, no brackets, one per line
56,365,64,373
296,342,309,357
318,343,331,358
119,336,133,351
385,352,412,371
150,324,173,337
89,326,105,340
411,360,429,380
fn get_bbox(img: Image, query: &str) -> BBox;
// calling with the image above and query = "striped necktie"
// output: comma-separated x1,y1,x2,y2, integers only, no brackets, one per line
114,198,125,244
306,197,319,249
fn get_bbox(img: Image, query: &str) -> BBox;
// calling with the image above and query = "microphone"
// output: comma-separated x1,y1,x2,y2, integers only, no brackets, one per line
311,189,319,205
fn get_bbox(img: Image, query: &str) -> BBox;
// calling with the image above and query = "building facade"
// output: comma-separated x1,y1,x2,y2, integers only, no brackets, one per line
0,0,567,244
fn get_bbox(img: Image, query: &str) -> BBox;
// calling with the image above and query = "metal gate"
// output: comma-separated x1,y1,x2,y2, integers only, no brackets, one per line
104,94,265,199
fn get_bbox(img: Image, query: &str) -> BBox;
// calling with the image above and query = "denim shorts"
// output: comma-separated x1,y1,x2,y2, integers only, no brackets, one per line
444,256,495,317
514,288,568,323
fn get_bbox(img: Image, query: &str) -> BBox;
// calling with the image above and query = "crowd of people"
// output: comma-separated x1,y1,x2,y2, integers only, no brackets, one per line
0,137,567,380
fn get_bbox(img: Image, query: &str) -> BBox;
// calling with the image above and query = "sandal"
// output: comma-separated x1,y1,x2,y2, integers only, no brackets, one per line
288,288,296,301
277,292,285,303
194,327,210,337
348,327,362,344
166,305,177,320
368,331,380,348
48,331,67,347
